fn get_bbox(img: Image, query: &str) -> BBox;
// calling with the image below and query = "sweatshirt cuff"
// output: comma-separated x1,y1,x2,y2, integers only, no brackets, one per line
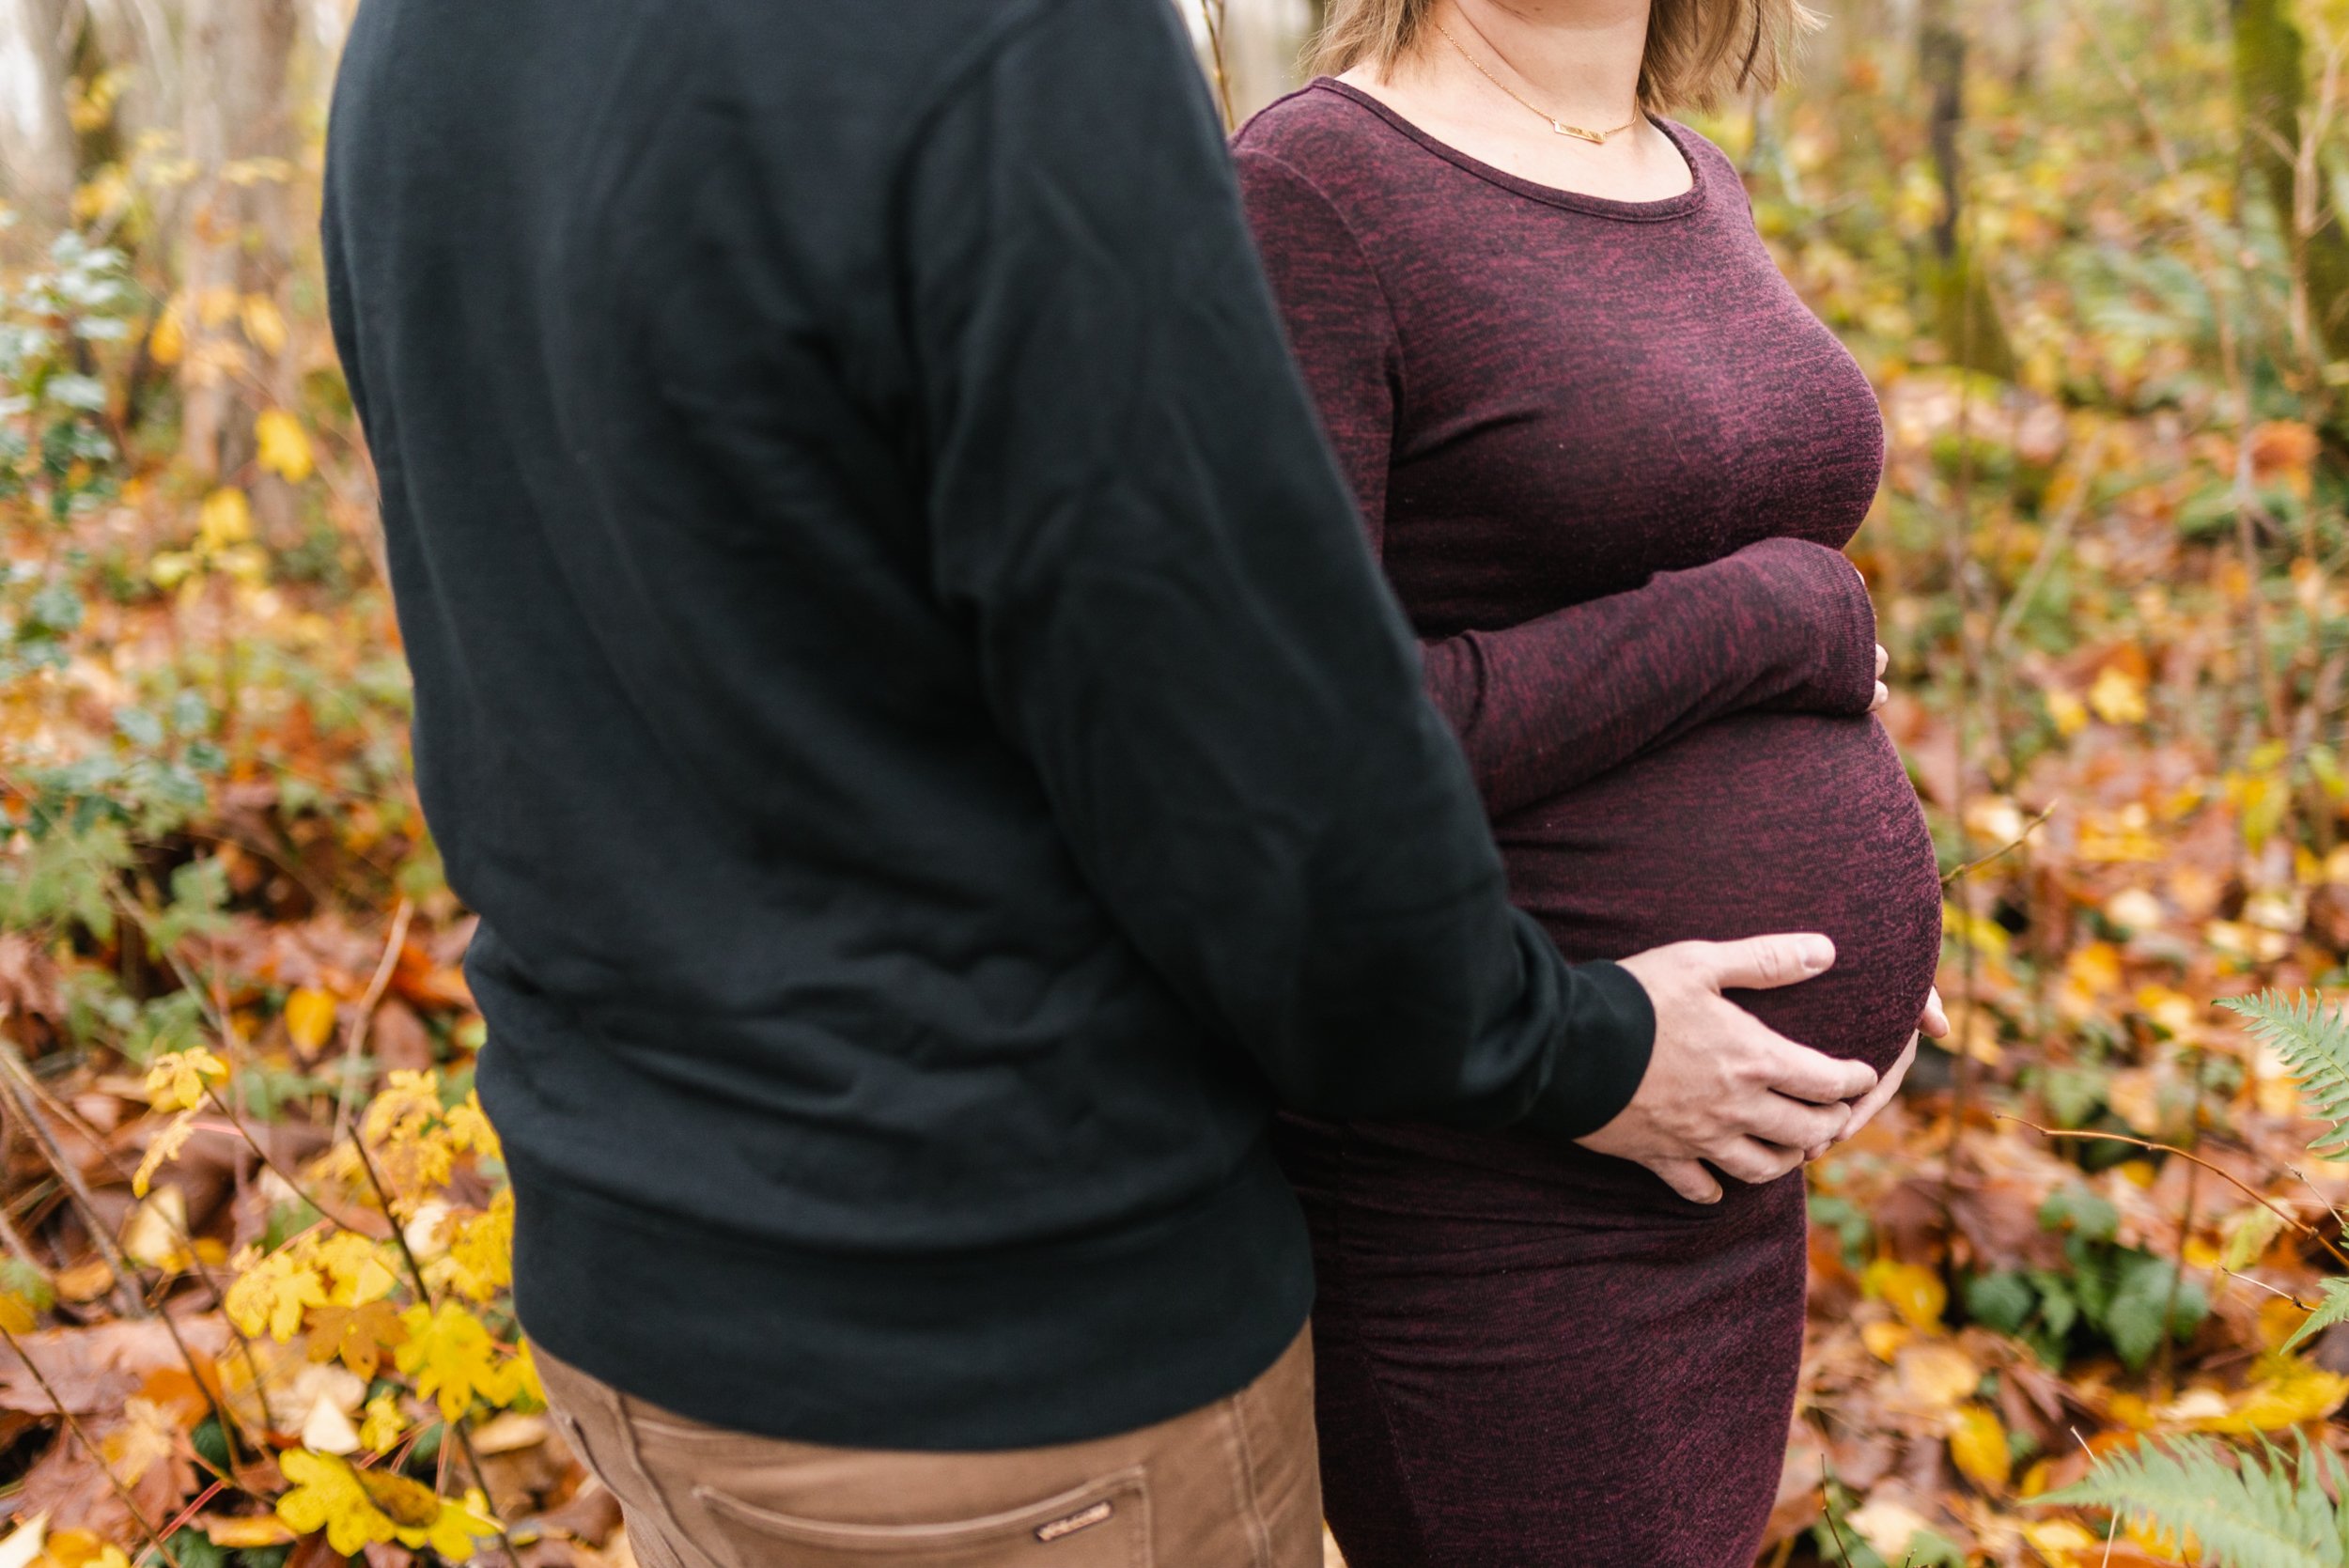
1517,959,1656,1141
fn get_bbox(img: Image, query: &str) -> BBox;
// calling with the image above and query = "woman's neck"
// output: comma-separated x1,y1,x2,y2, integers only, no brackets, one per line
1430,0,1649,131
1337,0,1688,205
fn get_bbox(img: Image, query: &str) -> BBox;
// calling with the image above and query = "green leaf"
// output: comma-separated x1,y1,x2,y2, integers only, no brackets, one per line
2101,1251,2207,1370
2030,1269,2080,1339
2038,1434,2349,1568
2222,992,2349,1155
2224,1206,2292,1272
1965,1270,2038,1336
0,1258,53,1312
2042,1183,2122,1242
2285,1277,2349,1354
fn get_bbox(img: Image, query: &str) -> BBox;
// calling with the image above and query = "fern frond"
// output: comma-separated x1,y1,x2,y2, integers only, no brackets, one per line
2222,991,2349,1155
2038,1435,2349,1568
2286,1278,2349,1354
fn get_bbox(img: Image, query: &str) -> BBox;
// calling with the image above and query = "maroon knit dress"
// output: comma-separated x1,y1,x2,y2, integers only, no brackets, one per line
1236,83,1943,1566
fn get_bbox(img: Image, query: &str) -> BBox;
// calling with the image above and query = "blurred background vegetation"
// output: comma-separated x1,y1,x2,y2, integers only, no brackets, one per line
16,1,2349,1564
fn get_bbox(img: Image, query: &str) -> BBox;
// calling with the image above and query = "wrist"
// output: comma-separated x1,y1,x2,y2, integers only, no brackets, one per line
1731,537,1878,715
1517,958,1656,1141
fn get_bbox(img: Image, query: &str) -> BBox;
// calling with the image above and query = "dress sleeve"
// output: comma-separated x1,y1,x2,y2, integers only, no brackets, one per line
1235,144,1881,821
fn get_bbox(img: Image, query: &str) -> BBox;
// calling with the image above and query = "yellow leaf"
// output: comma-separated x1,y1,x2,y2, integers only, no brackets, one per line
354,1467,441,1529
1863,1258,1948,1331
226,1248,328,1343
120,1187,191,1273
201,1519,296,1549
2089,664,2148,725
2021,1517,2100,1567
133,1110,197,1199
40,1528,102,1568
143,1047,227,1112
53,1258,114,1304
197,489,254,555
1896,1341,1981,1410
148,301,185,367
1861,1320,1913,1362
241,297,288,358
358,1395,405,1455
1943,902,2011,956
2259,1295,2314,1350
255,409,314,484
1948,1402,2012,1491
2209,1361,2349,1431
396,1301,508,1422
0,1291,36,1334
196,287,240,329
417,1490,501,1561
428,1190,513,1305
283,986,337,1053
312,1233,399,1308
276,1450,397,1556
2046,687,2088,737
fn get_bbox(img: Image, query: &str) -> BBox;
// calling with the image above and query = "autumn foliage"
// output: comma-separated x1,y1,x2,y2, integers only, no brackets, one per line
21,3,2349,1567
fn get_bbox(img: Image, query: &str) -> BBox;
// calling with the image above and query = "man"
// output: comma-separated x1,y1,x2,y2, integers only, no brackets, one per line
322,0,1919,1561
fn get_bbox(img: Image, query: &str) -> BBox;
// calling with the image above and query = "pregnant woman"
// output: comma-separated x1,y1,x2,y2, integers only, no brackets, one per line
1236,0,1944,1561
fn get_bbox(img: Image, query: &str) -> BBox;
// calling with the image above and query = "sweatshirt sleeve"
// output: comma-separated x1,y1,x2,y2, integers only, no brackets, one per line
897,0,1651,1141
1235,145,1882,821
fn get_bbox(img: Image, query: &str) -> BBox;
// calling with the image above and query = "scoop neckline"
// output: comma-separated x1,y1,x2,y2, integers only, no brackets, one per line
1310,77,1708,223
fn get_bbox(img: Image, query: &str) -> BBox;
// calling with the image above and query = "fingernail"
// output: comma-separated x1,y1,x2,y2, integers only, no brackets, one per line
1800,937,1833,971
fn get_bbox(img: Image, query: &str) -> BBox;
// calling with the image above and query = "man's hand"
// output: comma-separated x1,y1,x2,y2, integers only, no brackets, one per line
1872,643,1890,712
1577,934,1877,1204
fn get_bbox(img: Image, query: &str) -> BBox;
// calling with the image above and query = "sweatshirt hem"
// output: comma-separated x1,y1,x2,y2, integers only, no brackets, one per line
506,1139,1316,1452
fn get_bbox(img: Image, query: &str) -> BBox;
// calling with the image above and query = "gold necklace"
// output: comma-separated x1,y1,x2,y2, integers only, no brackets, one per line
1432,21,1641,144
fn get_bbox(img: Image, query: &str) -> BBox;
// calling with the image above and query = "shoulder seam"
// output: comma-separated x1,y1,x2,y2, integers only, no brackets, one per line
1233,143,1408,392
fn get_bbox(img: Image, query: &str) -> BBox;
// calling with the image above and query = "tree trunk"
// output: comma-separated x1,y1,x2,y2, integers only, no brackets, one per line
0,0,77,228
1919,0,2016,378
176,0,299,502
2233,0,2349,364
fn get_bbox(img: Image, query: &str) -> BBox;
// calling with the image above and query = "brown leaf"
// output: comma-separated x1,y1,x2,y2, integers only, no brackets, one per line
0,1318,228,1416
526,1480,623,1550
368,999,434,1076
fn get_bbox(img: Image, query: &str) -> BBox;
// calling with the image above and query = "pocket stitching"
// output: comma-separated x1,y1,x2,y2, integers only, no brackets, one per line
690,1464,1148,1552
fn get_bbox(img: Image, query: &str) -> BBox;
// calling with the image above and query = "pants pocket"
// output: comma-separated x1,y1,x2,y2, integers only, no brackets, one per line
690,1467,1151,1568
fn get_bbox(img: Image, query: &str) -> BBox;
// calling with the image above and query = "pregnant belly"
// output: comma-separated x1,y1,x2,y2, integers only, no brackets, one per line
1494,710,1942,1075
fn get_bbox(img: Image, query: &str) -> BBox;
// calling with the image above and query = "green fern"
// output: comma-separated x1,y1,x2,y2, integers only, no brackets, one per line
2285,1278,2349,1354
2039,1435,2349,1568
2221,991,2349,1155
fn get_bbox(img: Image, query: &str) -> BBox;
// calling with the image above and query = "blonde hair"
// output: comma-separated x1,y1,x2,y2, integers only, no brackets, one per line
1310,0,1820,115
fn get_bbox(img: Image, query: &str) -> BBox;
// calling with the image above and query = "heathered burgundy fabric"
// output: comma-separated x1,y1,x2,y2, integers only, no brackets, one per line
1236,82,1944,1565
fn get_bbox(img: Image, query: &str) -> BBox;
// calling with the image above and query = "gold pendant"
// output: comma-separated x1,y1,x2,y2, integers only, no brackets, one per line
1550,120,1606,143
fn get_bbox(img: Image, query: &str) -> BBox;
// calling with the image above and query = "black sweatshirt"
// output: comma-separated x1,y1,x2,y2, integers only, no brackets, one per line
322,0,1655,1449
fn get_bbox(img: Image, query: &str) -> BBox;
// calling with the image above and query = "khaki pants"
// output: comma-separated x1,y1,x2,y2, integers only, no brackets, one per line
537,1328,1322,1568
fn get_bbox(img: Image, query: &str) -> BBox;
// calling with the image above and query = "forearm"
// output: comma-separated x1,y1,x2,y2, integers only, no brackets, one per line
1423,536,1879,818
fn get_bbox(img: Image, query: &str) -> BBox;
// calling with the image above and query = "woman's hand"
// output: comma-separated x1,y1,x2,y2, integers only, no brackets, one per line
1872,644,1889,712
1806,986,1947,1159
